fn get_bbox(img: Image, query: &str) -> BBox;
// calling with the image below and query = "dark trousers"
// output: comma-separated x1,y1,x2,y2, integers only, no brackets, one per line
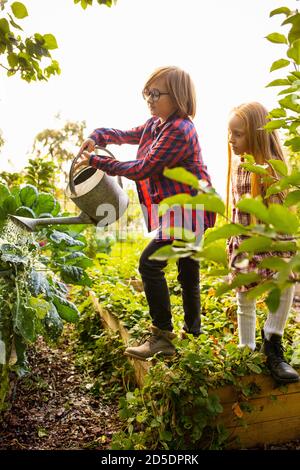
138,238,201,335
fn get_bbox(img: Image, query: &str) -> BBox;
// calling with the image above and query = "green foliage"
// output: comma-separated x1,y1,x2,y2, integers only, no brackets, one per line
265,7,300,145
73,292,134,402
0,171,24,188
0,226,80,409
74,0,117,9
24,158,57,193
153,160,300,300
89,242,297,450
0,181,93,287
163,167,200,190
0,2,60,81
1,0,117,82
32,119,86,206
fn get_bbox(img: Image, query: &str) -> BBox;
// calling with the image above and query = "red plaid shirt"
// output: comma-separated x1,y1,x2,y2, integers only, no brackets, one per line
89,114,216,239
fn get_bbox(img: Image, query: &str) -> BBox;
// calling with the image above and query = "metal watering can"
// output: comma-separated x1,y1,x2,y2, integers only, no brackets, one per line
9,147,129,232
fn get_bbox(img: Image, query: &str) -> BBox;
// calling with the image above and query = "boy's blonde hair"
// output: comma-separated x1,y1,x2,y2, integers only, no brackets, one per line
143,66,196,119
226,101,286,217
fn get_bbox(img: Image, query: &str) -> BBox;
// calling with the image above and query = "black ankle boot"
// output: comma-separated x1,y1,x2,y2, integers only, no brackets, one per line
262,330,299,384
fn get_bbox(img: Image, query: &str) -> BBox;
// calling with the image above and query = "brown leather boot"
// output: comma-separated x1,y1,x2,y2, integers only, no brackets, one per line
124,325,176,361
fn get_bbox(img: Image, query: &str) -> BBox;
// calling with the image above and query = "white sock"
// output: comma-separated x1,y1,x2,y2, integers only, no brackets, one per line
236,291,256,351
264,286,295,340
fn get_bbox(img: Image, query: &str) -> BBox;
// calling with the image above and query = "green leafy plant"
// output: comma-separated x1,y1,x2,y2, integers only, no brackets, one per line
0,223,80,409
73,0,117,9
24,158,57,193
0,1,60,81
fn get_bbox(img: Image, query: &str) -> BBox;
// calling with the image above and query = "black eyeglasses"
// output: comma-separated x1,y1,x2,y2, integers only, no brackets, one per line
142,88,169,102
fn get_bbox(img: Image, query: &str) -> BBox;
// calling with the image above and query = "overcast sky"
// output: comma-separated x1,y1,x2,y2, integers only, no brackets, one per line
0,0,297,196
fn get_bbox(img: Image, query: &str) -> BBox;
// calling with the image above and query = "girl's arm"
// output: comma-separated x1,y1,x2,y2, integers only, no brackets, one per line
89,126,188,181
89,123,146,147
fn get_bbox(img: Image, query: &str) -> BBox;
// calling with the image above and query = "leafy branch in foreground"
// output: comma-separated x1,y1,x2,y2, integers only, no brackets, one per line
73,0,117,9
0,1,60,81
265,6,300,157
149,163,300,313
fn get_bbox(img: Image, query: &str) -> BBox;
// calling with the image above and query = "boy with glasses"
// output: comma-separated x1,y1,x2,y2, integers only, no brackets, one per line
76,66,216,360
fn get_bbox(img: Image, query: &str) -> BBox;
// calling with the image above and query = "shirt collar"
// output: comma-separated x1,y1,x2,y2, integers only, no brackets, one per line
153,111,180,132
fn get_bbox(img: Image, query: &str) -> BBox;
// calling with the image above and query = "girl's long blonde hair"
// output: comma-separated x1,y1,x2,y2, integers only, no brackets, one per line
226,102,286,217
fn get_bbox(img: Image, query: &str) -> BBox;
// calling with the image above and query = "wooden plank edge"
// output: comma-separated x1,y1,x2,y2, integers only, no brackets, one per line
89,290,150,387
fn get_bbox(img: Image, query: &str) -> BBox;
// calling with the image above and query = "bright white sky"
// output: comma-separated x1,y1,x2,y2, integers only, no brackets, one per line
0,0,297,196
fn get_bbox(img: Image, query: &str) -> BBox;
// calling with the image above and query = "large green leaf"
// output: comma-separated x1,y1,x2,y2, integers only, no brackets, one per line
3,195,18,216
284,190,300,207
268,108,287,118
159,194,191,216
149,244,195,261
160,192,225,216
161,227,196,243
0,184,10,204
163,167,199,190
42,304,63,341
187,194,225,215
204,224,248,245
266,79,290,87
285,172,300,186
34,193,56,216
28,296,52,319
268,204,299,234
51,200,61,216
19,184,38,207
246,281,276,300
270,58,290,72
15,206,36,218
61,252,93,268
285,137,300,152
264,119,286,130
200,243,227,267
52,295,79,323
49,230,85,248
1,252,26,265
0,18,10,33
287,39,300,65
265,33,287,44
216,272,261,296
11,2,28,19
14,305,36,342
43,34,58,50
237,236,272,253
28,270,51,297
236,197,269,224
265,183,283,198
269,7,291,17
258,257,289,271
59,265,92,287
266,288,281,313
240,163,269,175
269,240,297,252
279,94,300,113
268,159,288,176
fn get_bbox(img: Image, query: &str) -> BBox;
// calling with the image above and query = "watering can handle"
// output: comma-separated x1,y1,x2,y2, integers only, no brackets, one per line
69,146,123,196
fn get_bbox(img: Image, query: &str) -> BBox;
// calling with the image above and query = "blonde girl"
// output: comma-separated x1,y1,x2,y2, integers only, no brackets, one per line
227,102,299,384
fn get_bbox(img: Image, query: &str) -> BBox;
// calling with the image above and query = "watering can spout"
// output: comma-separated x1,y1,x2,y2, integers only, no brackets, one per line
9,212,93,232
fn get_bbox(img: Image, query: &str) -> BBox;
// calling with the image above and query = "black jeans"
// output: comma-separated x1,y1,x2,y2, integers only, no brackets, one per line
138,238,201,335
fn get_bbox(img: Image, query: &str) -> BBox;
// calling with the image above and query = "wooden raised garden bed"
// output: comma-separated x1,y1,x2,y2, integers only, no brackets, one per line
89,291,300,449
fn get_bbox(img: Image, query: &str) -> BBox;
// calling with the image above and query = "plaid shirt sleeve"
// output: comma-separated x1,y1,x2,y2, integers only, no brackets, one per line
89,126,187,181
88,124,145,146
